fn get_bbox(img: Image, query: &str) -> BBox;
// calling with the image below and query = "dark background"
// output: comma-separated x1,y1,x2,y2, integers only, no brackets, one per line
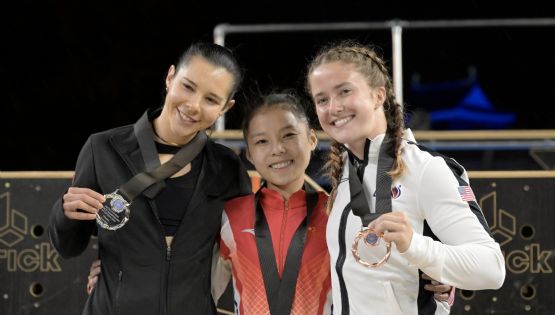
2,1,554,171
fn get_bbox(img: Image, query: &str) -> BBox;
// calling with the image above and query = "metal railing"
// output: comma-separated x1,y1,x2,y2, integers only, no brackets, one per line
212,18,555,131
209,129,555,152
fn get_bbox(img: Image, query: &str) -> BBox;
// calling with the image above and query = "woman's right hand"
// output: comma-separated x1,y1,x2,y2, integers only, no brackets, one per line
87,259,102,295
62,187,105,220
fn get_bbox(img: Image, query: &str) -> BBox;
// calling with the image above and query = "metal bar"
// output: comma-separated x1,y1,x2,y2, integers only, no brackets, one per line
214,24,227,46
419,140,555,151
404,18,555,29
212,139,555,152
3,170,554,179
0,171,74,178
211,129,555,141
213,19,555,130
214,21,393,35
391,24,404,106
468,170,555,178
214,19,555,36
215,115,225,131
412,130,555,140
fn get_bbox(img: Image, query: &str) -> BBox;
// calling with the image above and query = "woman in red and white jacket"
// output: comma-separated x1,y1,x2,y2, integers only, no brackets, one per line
211,92,332,315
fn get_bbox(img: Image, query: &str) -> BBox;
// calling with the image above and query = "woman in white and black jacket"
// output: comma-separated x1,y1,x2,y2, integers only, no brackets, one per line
306,40,505,315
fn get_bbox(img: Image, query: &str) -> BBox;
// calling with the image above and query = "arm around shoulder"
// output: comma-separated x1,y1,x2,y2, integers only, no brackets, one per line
211,242,232,303
214,142,252,199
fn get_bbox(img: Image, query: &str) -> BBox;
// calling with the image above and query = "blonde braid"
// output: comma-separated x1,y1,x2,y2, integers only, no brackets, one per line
385,90,406,179
353,45,406,179
324,141,345,214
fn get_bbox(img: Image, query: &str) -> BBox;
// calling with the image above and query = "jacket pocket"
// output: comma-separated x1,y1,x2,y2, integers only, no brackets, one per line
112,270,123,315
382,280,404,315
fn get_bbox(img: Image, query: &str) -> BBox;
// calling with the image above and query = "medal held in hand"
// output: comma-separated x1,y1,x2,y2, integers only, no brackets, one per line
96,191,130,230
352,228,391,268
93,124,208,231
348,134,395,268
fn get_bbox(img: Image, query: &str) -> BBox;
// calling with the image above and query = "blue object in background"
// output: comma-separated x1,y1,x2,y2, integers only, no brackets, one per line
429,83,516,129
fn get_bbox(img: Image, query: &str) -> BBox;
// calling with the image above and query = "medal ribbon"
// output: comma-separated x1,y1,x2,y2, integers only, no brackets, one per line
254,183,318,315
119,110,207,202
348,133,394,226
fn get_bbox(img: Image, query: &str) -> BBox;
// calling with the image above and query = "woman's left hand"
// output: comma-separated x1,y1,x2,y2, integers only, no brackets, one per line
87,259,101,295
368,212,413,253
422,273,453,302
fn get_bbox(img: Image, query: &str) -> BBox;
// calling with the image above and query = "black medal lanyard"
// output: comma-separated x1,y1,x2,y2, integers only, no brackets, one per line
349,133,395,226
347,134,396,268
254,182,318,315
117,131,206,203
96,112,207,231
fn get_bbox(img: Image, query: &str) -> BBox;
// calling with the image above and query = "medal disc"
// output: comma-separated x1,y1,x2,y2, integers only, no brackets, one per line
96,191,130,230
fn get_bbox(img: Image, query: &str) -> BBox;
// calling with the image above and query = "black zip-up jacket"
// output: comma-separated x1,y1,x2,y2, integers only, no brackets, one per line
48,109,251,315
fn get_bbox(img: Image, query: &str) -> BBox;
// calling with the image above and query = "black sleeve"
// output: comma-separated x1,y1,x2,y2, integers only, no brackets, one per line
216,144,252,201
233,157,252,198
48,135,98,259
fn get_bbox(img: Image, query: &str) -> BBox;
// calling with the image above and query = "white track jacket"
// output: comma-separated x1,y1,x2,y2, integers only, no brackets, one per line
326,130,505,315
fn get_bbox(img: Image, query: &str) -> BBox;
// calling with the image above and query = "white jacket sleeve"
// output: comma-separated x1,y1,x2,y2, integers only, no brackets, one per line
211,242,232,303
211,212,233,303
400,157,506,290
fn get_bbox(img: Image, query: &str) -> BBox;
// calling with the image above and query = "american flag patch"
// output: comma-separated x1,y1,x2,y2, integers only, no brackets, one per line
458,186,476,202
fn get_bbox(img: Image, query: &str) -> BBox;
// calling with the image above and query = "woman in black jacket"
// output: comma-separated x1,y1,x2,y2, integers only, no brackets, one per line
48,42,251,315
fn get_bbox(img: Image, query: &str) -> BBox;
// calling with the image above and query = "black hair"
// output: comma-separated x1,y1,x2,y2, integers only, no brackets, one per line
176,42,242,100
242,90,311,141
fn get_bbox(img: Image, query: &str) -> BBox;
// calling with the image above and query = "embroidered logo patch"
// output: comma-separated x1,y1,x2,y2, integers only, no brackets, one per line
458,186,476,202
391,185,402,199
372,185,402,199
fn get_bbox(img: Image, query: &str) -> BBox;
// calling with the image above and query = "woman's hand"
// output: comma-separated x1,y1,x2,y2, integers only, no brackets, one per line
422,273,455,304
86,259,102,295
368,212,413,253
62,187,105,220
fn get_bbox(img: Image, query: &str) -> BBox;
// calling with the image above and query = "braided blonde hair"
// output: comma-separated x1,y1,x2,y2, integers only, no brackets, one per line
307,40,406,214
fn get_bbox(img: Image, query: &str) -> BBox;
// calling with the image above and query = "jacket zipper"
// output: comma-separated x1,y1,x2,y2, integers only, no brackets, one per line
278,199,289,275
163,243,171,315
166,244,172,261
